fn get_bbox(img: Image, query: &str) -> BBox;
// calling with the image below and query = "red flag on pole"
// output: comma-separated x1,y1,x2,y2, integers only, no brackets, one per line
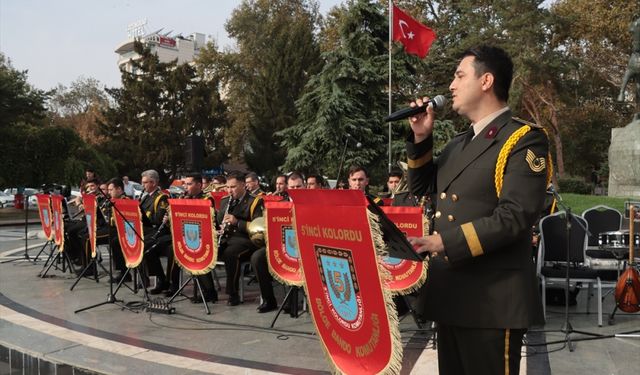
392,4,436,58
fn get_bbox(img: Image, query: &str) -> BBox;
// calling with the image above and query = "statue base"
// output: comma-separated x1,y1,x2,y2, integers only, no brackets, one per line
608,119,640,198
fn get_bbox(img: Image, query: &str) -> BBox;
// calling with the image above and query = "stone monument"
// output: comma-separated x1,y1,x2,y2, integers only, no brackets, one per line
610,16,640,198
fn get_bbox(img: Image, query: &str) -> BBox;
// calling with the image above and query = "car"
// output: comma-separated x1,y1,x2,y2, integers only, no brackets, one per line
0,191,14,208
129,181,143,199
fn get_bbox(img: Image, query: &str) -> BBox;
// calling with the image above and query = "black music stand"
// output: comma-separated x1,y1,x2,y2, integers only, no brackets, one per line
548,190,602,352
167,272,211,314
74,193,147,314
270,286,305,328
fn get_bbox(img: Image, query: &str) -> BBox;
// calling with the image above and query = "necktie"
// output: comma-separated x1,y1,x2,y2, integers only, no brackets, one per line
462,128,475,149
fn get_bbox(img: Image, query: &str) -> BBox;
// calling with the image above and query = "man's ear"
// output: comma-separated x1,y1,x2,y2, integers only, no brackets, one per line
481,72,494,92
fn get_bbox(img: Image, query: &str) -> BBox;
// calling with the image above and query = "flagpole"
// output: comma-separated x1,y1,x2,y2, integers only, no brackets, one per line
388,0,393,173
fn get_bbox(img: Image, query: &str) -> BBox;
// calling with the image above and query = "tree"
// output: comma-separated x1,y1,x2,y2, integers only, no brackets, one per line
100,41,229,181
222,0,322,178
278,0,390,180
49,76,110,145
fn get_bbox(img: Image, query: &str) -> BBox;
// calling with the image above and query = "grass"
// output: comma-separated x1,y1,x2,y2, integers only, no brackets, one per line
560,193,636,215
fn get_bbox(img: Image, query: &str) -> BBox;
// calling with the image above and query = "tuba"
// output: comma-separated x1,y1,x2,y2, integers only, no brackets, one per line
248,216,266,247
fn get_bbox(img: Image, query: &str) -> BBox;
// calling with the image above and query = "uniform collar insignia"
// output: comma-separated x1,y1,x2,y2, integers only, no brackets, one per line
485,126,497,139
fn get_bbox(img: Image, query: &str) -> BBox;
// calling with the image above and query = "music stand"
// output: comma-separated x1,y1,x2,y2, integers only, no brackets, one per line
270,286,305,328
1,195,33,264
74,193,147,314
549,190,602,352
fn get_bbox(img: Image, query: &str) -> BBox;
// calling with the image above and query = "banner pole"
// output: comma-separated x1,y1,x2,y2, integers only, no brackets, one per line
388,1,393,173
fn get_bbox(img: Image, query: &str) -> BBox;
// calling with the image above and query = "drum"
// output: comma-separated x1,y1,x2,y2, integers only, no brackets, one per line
598,230,640,255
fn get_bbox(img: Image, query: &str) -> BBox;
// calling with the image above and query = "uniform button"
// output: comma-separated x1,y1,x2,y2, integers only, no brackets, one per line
433,230,438,235
440,192,447,200
451,194,459,202
448,215,455,222
435,211,442,219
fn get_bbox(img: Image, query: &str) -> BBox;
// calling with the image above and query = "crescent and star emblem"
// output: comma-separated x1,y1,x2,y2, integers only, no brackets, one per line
398,20,415,40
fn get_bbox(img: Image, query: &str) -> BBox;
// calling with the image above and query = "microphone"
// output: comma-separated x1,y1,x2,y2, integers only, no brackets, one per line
384,95,447,122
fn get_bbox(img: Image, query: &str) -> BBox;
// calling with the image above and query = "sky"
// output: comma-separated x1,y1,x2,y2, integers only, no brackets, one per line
0,0,345,91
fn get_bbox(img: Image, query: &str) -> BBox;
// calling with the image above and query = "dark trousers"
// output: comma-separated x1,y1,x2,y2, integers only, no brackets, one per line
436,323,526,375
110,234,125,272
220,235,257,298
144,233,172,286
250,247,276,305
64,220,86,262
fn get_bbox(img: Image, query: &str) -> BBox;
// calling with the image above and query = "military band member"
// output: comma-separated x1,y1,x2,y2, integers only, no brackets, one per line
66,179,104,267
217,171,264,306
406,45,547,375
139,169,171,294
250,172,305,313
180,173,218,302
245,172,264,196
305,174,324,189
107,178,130,283
348,165,383,205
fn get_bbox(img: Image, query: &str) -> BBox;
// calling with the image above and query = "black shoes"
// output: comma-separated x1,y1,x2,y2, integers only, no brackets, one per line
257,301,277,313
190,292,218,304
227,295,240,306
149,283,169,295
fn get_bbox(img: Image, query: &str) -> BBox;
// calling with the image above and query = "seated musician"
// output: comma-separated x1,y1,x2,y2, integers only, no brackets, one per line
250,172,305,313
217,171,264,306
139,169,171,294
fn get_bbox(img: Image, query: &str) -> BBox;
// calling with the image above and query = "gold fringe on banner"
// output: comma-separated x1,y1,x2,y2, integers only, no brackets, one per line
367,209,403,375
265,208,304,287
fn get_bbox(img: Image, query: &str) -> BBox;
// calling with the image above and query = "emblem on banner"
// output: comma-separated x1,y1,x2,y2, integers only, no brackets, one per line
182,222,202,252
382,256,403,268
125,221,137,247
54,211,60,230
316,246,363,330
85,213,93,236
43,208,50,226
283,226,299,259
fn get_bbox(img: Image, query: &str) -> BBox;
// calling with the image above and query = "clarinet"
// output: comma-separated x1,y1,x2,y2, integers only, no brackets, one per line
217,197,232,246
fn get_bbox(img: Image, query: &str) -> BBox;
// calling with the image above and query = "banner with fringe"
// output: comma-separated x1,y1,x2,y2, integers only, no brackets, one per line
380,206,428,294
112,198,144,268
289,189,402,375
35,194,53,241
265,201,302,286
168,199,217,275
82,193,98,259
51,194,65,251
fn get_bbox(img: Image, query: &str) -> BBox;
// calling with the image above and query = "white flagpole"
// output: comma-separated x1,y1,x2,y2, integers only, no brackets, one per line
388,1,393,173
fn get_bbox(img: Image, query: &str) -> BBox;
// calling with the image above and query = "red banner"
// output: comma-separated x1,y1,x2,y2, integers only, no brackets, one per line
168,199,217,275
50,195,65,251
380,206,428,294
35,194,53,240
209,191,229,211
262,195,284,202
82,194,98,259
289,190,401,375
112,199,144,268
265,201,302,286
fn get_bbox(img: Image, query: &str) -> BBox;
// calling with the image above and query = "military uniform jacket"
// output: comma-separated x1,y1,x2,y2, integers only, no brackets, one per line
139,189,169,229
407,110,547,329
216,193,263,239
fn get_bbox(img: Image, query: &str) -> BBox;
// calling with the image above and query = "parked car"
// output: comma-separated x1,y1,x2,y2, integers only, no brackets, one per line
0,191,14,208
130,181,143,199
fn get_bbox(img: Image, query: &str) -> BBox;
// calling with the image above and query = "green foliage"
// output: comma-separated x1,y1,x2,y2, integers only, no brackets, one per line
561,193,633,216
222,0,321,178
100,41,229,181
278,0,389,179
558,177,592,195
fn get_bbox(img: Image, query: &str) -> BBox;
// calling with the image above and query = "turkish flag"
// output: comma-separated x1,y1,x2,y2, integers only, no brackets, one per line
392,5,436,59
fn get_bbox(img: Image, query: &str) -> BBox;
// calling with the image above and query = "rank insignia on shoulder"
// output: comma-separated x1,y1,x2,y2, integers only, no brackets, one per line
526,149,546,172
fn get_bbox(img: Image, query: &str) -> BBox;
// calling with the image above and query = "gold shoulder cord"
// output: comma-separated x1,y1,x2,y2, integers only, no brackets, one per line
495,125,553,198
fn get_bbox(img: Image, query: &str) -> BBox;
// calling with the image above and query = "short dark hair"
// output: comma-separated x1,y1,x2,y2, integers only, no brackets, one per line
245,172,259,182
107,178,124,190
275,174,287,182
348,165,369,178
202,175,212,183
461,45,513,102
226,171,246,183
388,168,403,179
213,174,227,184
85,178,100,185
185,172,203,182
307,173,324,185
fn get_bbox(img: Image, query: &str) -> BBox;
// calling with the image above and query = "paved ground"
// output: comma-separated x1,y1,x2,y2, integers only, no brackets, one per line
0,219,639,374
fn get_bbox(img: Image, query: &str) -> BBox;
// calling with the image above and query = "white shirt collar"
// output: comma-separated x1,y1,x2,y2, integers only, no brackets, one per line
471,106,510,139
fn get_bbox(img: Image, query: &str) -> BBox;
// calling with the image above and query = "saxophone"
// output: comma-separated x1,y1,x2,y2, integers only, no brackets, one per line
217,197,232,246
